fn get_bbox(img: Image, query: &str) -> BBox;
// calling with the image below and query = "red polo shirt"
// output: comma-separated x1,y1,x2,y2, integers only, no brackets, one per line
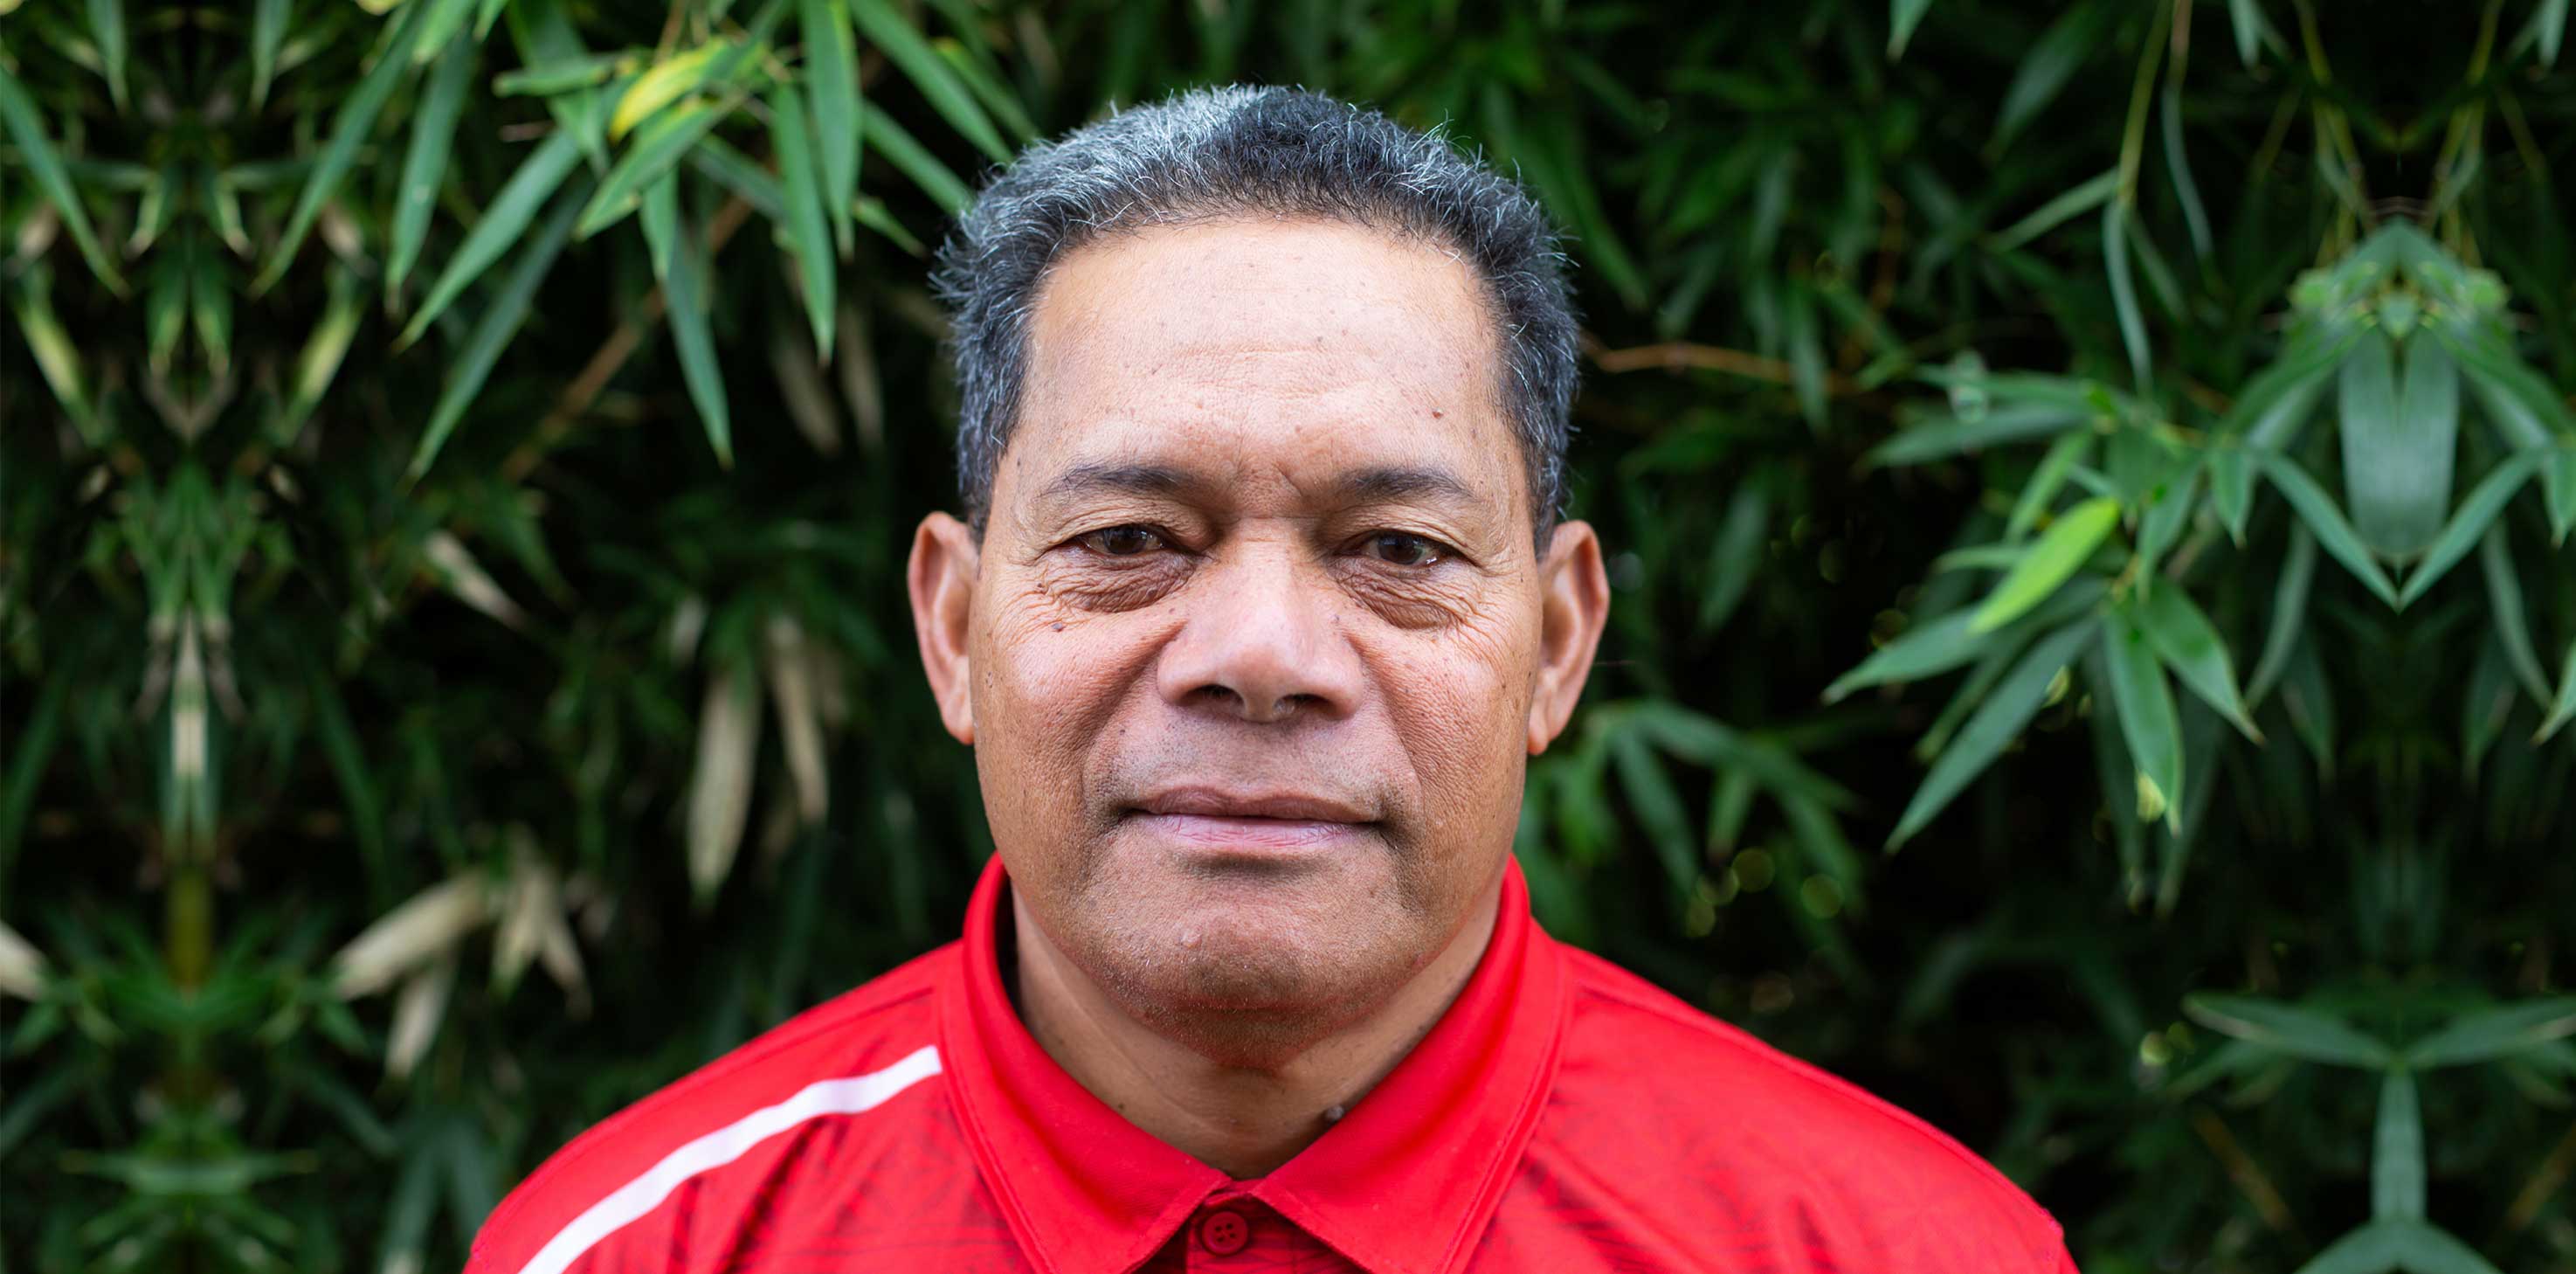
465,854,2077,1273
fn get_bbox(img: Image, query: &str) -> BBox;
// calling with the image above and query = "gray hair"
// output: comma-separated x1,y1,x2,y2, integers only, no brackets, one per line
929,84,1581,545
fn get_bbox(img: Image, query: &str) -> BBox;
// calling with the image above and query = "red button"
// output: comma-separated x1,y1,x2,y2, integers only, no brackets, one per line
1197,1208,1251,1256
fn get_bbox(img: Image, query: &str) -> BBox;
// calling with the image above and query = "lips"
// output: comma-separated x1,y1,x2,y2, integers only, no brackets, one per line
1126,786,1378,853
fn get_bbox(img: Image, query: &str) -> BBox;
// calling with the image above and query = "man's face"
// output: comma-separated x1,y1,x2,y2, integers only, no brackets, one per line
909,217,1606,1063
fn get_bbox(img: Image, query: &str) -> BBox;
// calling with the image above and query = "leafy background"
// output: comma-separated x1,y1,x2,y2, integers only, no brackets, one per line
5,1,2576,1271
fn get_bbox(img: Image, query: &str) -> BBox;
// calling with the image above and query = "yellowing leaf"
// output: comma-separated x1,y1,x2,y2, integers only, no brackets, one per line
1970,496,2121,633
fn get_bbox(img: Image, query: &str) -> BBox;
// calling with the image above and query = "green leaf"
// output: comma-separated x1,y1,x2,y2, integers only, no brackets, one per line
2372,1070,2423,1221
644,176,735,467
376,1142,443,1274
1626,703,1857,812
1887,617,2100,850
1987,169,2116,254
1992,2,2106,149
252,0,292,106
407,178,591,482
2396,448,2543,606
146,251,188,376
2103,202,2150,391
1888,0,1936,59
1697,474,1768,633
277,267,367,447
2539,0,2571,66
2255,452,2400,606
2182,994,2395,1067
2224,318,2363,448
2291,1220,2504,1274
1856,582,2114,722
2538,640,2576,743
2134,460,2200,578
2130,585,2262,742
89,0,129,110
494,51,630,96
388,31,480,307
0,675,70,881
0,64,128,292
2006,433,2095,541
578,101,728,238
1864,404,2089,468
1786,283,1827,431
2246,522,2318,707
851,0,1010,163
687,136,784,220
2464,637,2518,779
2227,0,2265,66
8,267,106,447
1611,730,1695,894
931,34,1039,143
610,38,741,140
2208,447,2255,544
2160,85,2212,262
304,662,388,897
256,0,430,294
1970,497,2120,633
2338,335,2456,557
858,100,973,213
398,130,586,349
2479,526,2552,702
505,0,618,169
2542,445,2576,544
2437,318,2575,449
2406,998,2576,1068
411,0,478,63
800,0,862,258
2101,613,2184,828
189,246,234,374
770,81,837,363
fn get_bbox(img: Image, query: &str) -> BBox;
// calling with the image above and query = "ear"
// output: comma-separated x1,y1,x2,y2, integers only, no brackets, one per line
1526,519,1610,755
907,512,981,745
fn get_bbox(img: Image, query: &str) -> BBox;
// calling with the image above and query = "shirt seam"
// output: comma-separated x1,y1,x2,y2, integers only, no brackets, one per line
1564,954,2066,1241
473,975,940,1258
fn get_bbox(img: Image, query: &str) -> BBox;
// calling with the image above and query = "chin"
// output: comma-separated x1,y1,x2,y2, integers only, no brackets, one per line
1076,877,1418,1062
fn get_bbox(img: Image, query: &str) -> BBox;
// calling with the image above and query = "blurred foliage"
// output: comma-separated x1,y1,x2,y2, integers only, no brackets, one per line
5,1,2576,1271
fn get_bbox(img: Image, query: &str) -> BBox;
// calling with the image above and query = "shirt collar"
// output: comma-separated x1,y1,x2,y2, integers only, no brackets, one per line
936,852,1570,1274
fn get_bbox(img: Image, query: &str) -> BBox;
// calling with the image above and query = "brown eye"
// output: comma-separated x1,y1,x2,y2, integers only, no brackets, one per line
1079,525,1166,557
1364,532,1447,567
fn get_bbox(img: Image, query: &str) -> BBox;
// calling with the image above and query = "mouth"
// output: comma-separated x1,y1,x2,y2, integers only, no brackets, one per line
1123,786,1378,855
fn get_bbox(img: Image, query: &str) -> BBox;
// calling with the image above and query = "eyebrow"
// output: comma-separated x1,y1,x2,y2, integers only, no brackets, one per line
1331,465,1477,507
1030,460,1481,516
1036,462,1198,508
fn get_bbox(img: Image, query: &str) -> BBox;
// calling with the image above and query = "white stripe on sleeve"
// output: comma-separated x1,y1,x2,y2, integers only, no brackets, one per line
511,1043,944,1274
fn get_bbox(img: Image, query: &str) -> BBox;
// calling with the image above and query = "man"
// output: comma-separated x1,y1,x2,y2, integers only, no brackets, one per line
465,86,2078,1274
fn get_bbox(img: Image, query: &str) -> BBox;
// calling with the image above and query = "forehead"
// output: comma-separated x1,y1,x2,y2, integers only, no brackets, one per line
1000,217,1520,516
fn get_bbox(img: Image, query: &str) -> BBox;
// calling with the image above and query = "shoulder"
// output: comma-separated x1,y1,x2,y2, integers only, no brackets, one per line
1530,944,2069,1272
465,944,963,1274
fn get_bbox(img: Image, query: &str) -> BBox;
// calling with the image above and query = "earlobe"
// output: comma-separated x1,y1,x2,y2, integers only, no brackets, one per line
1525,520,1610,756
906,513,981,746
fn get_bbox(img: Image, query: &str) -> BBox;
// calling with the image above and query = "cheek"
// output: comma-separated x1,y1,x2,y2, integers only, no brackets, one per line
1371,603,1540,841
971,581,1166,803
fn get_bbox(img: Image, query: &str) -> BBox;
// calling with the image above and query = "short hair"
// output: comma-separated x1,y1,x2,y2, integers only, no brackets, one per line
929,84,1582,545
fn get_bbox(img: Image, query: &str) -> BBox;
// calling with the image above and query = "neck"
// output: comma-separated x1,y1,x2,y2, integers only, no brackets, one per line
1006,878,1503,1180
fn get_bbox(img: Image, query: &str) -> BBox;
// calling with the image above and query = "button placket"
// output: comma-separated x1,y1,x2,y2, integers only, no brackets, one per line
1195,1205,1251,1256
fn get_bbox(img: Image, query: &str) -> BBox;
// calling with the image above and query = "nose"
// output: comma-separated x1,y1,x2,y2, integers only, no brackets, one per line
1156,543,1364,724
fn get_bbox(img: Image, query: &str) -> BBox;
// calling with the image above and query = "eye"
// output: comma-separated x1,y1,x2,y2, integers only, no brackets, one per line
1359,531,1449,567
1076,524,1168,557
